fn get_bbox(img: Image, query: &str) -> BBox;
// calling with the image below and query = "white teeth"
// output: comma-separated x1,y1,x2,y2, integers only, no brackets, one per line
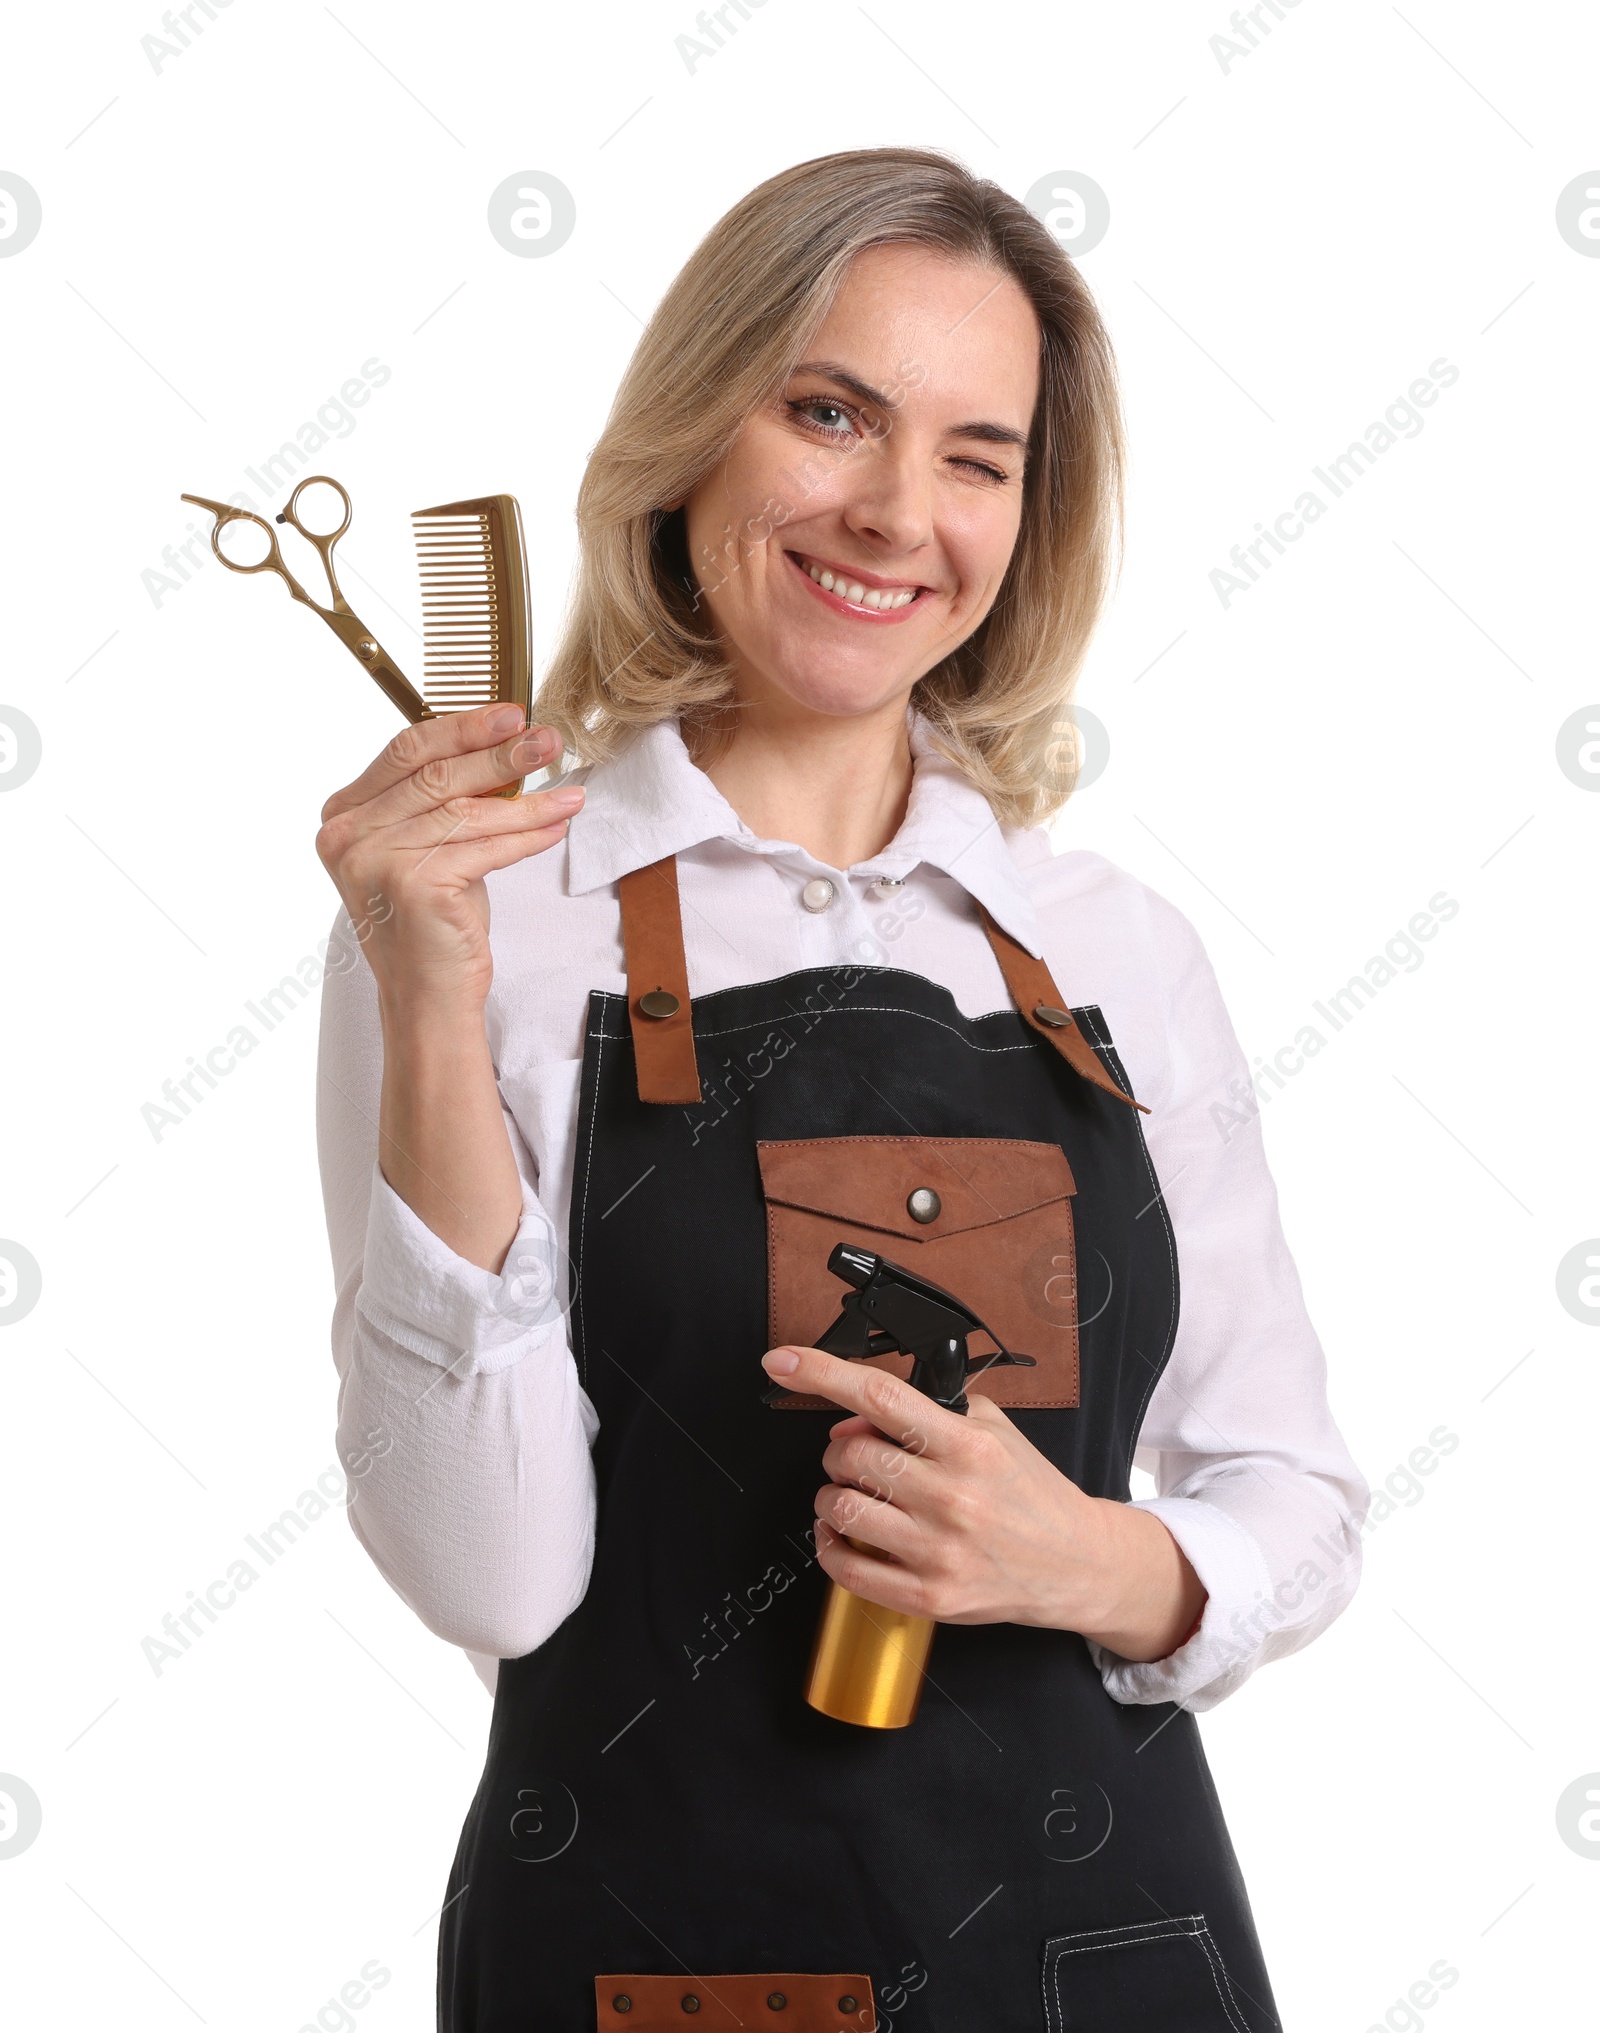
802,559,917,610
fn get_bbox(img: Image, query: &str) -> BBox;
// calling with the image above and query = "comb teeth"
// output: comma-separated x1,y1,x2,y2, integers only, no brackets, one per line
411,494,531,717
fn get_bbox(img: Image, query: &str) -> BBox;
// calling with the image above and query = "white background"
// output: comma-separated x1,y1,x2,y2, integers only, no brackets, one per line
2,2,1597,2027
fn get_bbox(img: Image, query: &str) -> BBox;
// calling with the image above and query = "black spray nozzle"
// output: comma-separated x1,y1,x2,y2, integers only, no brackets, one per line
766,1243,1036,1415
828,1244,878,1291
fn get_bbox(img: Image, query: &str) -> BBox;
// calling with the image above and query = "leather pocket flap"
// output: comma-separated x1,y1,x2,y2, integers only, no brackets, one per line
757,1135,1075,1245
596,1973,876,2030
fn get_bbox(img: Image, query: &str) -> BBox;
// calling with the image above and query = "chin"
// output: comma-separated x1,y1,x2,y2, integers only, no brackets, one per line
763,655,919,721
752,642,918,723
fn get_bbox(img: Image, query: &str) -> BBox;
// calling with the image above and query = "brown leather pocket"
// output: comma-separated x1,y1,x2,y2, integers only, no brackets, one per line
595,1972,876,2029
757,1136,1079,1410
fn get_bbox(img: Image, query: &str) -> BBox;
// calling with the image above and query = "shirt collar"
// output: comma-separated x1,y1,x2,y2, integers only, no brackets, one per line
564,713,1045,957
563,718,738,895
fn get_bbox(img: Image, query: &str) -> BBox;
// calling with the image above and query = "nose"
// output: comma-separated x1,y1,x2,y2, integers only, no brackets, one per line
838,434,935,566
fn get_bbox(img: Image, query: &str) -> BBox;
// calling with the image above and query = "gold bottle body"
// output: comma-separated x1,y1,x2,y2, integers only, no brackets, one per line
803,1544,936,1728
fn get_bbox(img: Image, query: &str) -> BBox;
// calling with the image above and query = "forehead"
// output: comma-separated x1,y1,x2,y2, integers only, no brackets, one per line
803,242,1041,427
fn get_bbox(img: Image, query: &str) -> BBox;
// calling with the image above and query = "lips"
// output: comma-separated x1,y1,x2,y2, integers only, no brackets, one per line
786,549,929,622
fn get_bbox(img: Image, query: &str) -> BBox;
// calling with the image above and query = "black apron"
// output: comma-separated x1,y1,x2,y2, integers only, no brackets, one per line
438,861,1279,2032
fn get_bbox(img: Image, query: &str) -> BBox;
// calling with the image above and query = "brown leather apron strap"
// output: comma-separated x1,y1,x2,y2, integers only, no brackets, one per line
978,907,1148,1113
617,856,704,1105
596,1972,876,2030
616,855,1141,1115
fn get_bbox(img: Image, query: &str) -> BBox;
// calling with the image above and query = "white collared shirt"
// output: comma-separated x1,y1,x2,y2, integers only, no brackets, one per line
316,717,1368,1707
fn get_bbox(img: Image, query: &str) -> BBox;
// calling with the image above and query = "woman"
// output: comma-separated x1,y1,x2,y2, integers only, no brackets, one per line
316,149,1366,2032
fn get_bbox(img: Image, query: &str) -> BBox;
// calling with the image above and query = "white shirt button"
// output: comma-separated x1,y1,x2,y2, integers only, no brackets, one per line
800,877,836,913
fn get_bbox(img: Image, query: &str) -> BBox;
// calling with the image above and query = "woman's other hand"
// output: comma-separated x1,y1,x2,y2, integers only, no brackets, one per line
760,1344,1207,1664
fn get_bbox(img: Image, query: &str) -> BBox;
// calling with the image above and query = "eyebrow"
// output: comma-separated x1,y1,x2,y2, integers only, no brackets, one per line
790,359,1029,454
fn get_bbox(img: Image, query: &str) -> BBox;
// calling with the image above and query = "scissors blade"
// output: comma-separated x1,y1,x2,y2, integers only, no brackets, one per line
316,609,430,723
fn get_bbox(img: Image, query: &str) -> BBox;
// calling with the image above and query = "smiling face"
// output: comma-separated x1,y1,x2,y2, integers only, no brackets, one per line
681,242,1042,725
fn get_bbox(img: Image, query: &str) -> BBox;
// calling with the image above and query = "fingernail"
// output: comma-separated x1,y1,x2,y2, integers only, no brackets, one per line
513,730,551,764
488,704,525,733
545,785,584,809
761,1349,800,1375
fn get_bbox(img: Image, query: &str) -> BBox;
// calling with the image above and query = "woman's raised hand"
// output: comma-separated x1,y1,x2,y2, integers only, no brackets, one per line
315,704,583,1012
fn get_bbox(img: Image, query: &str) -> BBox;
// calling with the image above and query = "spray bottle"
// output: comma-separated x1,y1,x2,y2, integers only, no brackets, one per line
774,1245,1036,1729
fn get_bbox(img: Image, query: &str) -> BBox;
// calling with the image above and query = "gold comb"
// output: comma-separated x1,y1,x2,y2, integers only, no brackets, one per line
412,493,532,723
179,476,533,798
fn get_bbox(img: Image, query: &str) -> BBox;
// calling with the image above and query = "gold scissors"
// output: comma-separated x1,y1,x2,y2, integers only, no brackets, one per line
181,475,429,723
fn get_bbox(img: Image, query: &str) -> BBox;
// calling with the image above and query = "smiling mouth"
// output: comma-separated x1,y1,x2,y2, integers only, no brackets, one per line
787,549,927,619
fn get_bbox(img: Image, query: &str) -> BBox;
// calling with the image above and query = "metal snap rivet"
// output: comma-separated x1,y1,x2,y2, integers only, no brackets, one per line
800,877,836,913
681,1997,701,2014
1033,1004,1073,1029
907,1188,941,1224
612,1998,632,2014
766,1995,787,2012
638,989,681,1019
838,1998,858,2014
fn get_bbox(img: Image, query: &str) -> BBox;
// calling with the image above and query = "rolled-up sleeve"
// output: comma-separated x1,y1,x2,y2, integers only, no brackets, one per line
316,911,598,1667
1085,890,1369,1711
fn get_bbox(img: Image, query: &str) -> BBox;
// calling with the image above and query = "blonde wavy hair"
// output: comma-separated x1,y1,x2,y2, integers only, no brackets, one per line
535,146,1125,825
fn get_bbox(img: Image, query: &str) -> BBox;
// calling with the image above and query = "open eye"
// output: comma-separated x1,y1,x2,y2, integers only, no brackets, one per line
787,396,859,438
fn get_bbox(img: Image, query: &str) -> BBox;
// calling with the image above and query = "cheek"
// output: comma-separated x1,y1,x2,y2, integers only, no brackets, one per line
689,424,802,533
685,457,787,580
948,499,1024,606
